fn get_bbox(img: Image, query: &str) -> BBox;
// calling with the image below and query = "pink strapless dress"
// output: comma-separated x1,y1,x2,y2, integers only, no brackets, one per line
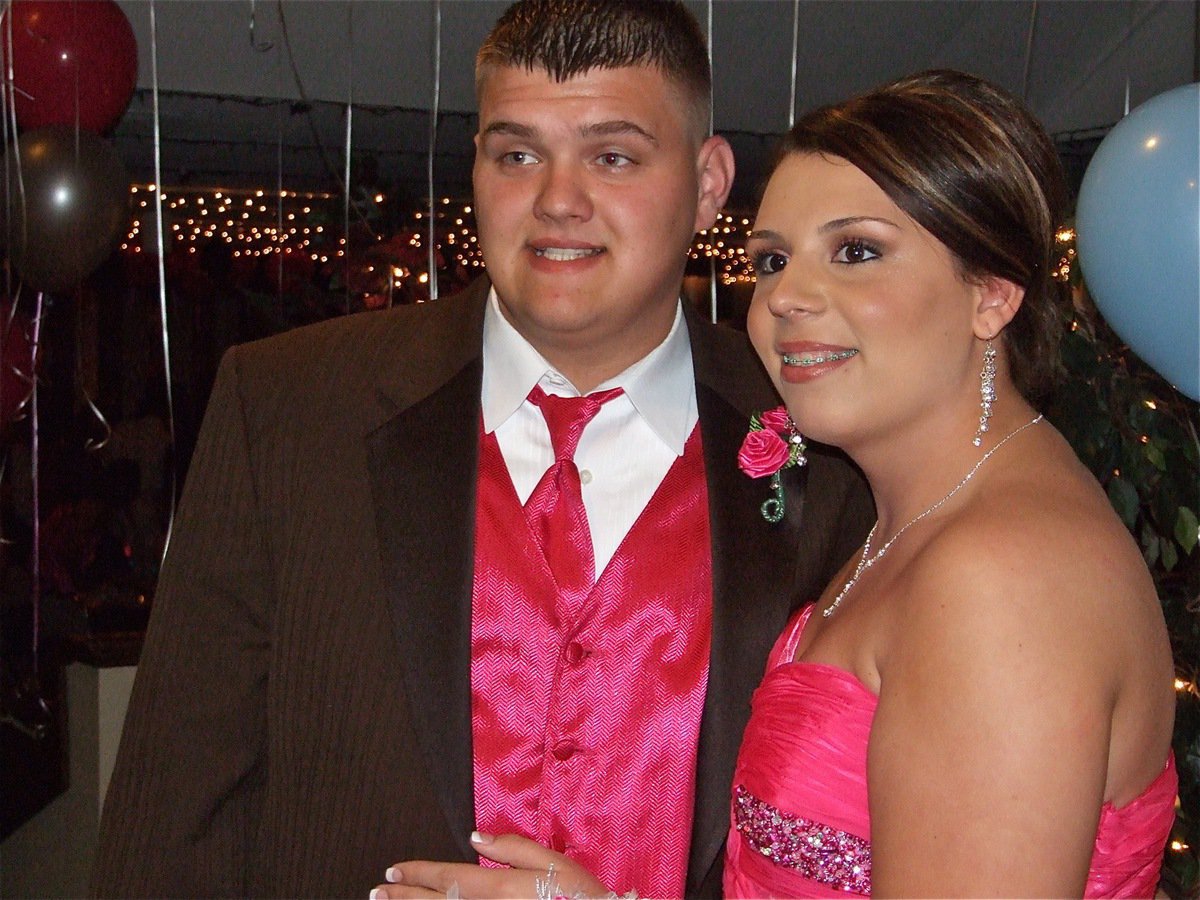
725,606,1178,898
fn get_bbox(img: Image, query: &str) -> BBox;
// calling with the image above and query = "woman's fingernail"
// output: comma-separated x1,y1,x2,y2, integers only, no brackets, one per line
386,866,401,883
470,830,493,844
369,890,384,900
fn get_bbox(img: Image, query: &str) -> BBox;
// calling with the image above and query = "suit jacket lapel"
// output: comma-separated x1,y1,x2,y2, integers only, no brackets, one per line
686,308,806,893
364,280,490,857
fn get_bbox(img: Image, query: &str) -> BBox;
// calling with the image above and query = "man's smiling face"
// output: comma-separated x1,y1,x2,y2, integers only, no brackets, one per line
473,63,730,389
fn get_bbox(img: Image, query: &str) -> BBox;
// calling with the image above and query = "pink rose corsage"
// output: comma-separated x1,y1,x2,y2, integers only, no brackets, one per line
737,406,807,523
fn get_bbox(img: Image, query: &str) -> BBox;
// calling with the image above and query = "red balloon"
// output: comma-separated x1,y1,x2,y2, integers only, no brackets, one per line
1,0,138,134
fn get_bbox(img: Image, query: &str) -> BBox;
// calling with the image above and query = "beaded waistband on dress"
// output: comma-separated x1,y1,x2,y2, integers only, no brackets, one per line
733,784,872,894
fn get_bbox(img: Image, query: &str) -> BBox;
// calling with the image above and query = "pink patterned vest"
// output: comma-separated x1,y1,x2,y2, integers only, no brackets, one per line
471,424,713,899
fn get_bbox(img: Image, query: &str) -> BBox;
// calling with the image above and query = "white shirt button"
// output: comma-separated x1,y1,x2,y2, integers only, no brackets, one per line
579,469,593,485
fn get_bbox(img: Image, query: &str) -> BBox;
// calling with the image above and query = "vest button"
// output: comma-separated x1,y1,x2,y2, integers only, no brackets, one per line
551,740,578,761
564,641,587,664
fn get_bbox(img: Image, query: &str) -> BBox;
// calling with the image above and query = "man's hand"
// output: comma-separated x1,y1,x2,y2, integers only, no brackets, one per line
371,832,611,899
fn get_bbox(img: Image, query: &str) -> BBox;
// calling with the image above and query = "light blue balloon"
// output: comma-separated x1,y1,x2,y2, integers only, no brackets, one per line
1076,83,1199,401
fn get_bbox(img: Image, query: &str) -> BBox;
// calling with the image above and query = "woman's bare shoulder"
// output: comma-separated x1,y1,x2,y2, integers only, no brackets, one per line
891,447,1161,687
919,445,1150,613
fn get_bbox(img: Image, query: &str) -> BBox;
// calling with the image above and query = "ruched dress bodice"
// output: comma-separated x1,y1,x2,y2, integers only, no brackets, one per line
725,606,1177,898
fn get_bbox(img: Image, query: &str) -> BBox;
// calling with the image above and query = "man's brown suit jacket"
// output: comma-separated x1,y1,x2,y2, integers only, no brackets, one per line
92,278,872,898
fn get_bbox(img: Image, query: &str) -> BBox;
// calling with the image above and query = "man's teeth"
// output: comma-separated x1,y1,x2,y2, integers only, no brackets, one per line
782,348,859,367
535,247,602,261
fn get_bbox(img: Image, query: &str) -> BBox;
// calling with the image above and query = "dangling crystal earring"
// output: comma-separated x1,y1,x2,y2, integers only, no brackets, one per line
973,339,997,447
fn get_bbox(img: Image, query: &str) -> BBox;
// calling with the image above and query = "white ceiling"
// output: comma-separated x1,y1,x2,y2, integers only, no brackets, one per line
109,0,1198,203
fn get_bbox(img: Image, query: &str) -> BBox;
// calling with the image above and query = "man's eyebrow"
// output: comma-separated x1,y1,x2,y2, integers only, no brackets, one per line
579,120,658,145
480,119,660,146
480,121,537,139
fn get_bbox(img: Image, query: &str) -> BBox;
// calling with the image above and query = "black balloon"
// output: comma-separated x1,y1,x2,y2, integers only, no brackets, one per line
2,126,130,292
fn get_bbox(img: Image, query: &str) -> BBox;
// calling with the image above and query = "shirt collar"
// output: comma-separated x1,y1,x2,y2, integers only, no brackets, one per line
481,288,697,455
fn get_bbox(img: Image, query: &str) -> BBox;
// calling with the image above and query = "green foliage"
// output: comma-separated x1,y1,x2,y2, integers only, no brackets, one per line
1044,302,1200,897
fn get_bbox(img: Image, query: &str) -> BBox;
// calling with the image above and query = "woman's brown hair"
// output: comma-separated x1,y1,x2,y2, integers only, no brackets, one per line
781,69,1071,402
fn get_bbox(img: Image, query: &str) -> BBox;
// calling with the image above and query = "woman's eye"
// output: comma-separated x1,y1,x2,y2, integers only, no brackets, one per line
833,239,881,264
751,251,788,276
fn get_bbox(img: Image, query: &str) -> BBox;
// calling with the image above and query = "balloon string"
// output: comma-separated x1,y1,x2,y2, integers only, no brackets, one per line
1,11,23,562
71,300,112,455
248,0,274,52
708,257,718,324
149,0,177,560
71,0,79,135
275,50,285,316
4,305,35,425
1021,1,1039,102
705,0,714,136
1123,0,1132,116
3,7,29,308
343,4,353,314
274,0,373,237
1,3,10,448
788,0,800,130
426,0,441,301
14,292,49,738
29,290,42,677
81,391,112,452
250,0,283,309
706,0,717,324
1194,0,1199,82
3,288,16,337
76,271,111,451
0,457,8,547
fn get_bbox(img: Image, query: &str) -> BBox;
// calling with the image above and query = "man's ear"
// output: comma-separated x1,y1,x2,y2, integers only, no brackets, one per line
693,135,735,233
973,275,1024,340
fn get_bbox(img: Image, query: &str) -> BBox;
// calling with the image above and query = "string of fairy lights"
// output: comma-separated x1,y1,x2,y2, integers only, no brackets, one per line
123,183,1085,294
692,212,756,283
121,184,761,287
123,184,344,262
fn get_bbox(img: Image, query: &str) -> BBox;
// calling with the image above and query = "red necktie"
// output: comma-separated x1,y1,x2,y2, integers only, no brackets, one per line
524,385,623,605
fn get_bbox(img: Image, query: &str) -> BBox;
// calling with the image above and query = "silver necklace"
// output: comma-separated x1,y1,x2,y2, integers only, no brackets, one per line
823,414,1044,619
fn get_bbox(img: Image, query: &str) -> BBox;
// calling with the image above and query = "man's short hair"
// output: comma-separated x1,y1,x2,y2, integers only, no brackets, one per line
476,0,712,140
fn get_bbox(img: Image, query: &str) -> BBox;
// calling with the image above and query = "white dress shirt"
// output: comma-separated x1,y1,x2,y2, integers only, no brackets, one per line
481,289,699,579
